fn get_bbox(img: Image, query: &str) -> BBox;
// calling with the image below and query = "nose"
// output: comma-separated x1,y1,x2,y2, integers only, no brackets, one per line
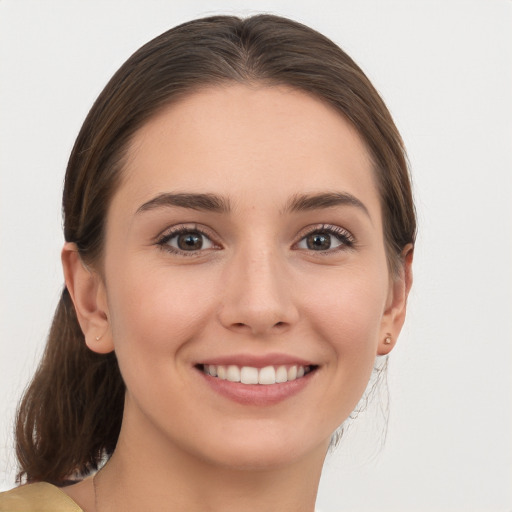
218,247,299,337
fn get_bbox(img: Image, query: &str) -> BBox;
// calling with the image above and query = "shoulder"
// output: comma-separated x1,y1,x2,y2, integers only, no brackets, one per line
0,483,83,511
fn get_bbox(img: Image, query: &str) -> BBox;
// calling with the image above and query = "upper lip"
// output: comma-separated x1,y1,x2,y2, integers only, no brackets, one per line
196,353,316,368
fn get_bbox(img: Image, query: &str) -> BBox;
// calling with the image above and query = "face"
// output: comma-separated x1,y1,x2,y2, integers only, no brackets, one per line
93,84,405,470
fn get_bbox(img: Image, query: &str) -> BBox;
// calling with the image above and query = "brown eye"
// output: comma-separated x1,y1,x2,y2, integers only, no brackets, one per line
160,229,215,253
306,233,331,251
177,232,203,250
296,226,354,253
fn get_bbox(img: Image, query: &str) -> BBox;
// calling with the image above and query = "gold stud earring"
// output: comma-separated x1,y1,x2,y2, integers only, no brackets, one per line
95,334,103,341
384,333,392,345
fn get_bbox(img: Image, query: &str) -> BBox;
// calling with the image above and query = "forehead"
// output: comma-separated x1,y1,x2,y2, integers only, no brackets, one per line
116,84,380,217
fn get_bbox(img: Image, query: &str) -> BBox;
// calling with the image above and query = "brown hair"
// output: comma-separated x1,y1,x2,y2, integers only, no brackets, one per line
15,14,416,485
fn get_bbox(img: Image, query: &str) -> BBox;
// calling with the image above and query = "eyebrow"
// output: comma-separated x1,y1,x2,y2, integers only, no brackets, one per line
136,193,231,214
284,192,371,218
135,191,370,219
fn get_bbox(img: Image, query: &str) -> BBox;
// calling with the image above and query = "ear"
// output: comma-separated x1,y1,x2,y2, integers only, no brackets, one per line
377,244,414,355
61,242,114,354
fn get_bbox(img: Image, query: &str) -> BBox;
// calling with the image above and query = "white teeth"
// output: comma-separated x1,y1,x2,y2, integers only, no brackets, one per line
202,364,312,385
241,366,259,384
226,365,241,382
258,366,276,385
275,365,288,383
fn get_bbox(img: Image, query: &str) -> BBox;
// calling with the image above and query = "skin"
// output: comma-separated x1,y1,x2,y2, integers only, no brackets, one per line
62,84,412,512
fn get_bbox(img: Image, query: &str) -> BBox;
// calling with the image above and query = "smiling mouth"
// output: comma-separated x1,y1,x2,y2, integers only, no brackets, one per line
198,364,316,385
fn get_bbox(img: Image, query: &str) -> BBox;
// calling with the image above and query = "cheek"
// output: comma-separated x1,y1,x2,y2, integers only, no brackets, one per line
105,262,217,362
302,265,388,365
299,268,389,425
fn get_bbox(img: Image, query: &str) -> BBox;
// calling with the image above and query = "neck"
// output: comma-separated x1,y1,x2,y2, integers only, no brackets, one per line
94,413,326,512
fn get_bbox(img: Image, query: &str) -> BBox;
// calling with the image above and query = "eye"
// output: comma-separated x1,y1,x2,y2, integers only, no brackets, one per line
295,225,354,252
157,226,216,255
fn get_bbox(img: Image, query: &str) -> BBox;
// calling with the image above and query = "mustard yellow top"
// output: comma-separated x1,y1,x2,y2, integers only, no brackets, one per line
0,483,83,511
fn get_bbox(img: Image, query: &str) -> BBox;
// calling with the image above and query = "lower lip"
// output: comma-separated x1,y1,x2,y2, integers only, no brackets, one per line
198,368,316,406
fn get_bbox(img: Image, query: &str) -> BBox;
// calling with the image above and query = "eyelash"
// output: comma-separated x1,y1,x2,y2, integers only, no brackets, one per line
156,223,355,256
293,224,355,254
156,225,219,257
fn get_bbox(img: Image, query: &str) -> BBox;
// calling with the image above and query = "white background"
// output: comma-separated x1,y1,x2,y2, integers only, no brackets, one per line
0,1,511,511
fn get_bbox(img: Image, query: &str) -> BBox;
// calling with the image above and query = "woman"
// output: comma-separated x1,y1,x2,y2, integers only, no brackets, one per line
0,14,414,511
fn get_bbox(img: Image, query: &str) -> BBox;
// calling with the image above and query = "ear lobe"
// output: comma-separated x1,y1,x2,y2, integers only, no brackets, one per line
377,244,414,356
61,242,114,354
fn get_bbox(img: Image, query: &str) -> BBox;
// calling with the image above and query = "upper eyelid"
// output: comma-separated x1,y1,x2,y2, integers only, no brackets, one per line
155,225,222,256
294,223,354,241
154,222,355,248
156,223,219,243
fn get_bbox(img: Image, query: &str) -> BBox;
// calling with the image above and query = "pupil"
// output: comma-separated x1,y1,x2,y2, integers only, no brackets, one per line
308,233,330,250
178,233,202,250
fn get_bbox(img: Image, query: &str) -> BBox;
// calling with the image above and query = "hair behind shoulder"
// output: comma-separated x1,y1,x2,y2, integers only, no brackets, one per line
15,13,415,485
16,287,123,484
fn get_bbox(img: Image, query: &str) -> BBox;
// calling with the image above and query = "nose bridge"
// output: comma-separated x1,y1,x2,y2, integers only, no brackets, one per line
219,239,298,335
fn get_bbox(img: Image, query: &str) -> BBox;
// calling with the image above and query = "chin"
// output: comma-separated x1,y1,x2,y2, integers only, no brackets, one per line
188,423,331,471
